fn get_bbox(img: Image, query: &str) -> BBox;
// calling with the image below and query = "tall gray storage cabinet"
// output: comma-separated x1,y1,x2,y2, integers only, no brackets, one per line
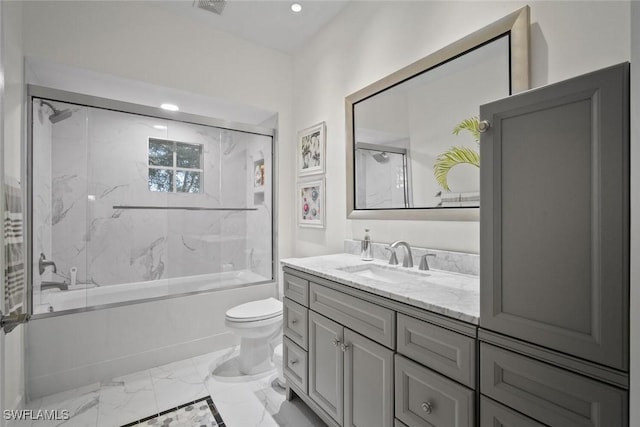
479,63,629,426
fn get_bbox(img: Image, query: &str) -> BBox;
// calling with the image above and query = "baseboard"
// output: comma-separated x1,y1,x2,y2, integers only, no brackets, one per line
28,331,238,399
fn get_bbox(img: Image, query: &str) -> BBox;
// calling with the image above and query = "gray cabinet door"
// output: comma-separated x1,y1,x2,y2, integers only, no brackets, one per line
480,396,545,427
480,343,627,427
343,328,394,427
395,354,474,427
308,311,344,425
479,63,629,370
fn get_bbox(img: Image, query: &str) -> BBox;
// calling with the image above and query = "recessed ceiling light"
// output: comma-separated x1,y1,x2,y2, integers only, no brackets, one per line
160,103,179,112
153,125,168,130
291,3,302,13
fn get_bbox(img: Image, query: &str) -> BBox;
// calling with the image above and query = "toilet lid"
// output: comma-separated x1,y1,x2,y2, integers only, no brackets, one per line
225,297,283,322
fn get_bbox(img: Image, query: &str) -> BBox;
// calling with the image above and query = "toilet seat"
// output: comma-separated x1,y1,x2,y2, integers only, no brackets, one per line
225,297,282,322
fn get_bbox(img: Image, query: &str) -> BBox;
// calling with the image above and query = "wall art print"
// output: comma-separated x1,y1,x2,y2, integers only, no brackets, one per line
298,179,325,228
297,122,326,176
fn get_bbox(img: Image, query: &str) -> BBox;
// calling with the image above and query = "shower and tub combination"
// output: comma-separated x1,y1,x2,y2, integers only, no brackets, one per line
26,85,278,397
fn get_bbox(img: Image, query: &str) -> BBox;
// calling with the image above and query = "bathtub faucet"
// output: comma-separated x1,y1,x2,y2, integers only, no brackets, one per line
41,281,68,291
38,253,57,275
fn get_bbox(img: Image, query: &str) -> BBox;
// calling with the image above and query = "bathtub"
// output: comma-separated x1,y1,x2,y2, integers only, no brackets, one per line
34,270,269,315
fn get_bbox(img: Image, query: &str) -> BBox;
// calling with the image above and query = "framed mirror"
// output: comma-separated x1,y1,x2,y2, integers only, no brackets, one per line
346,6,530,220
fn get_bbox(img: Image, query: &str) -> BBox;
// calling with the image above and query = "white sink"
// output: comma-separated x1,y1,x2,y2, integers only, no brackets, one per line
337,264,429,283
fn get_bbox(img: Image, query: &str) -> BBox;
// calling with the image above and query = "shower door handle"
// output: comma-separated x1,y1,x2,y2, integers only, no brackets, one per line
0,310,30,334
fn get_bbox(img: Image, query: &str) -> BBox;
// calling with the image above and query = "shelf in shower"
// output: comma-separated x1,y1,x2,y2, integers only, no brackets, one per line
113,205,258,211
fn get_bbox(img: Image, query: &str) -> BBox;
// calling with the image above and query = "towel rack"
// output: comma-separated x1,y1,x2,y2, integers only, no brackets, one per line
112,205,258,211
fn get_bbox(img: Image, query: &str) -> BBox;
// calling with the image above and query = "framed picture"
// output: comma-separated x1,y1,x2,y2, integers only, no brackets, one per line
297,178,325,228
297,122,326,176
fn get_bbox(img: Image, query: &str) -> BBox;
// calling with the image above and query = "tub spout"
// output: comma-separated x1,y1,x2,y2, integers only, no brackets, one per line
41,281,68,291
39,253,57,275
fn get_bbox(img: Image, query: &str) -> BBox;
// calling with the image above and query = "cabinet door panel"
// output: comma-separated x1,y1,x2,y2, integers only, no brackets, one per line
284,272,309,306
480,343,627,427
480,396,545,427
310,282,395,349
397,313,476,388
344,329,394,427
284,297,308,350
283,336,308,394
480,63,629,370
395,354,474,427
308,311,343,424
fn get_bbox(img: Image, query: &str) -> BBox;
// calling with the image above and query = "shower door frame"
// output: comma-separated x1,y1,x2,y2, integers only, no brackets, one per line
25,84,278,318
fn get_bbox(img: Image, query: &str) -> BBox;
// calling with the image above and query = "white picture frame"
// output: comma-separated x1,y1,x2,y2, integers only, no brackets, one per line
297,178,325,228
297,122,326,177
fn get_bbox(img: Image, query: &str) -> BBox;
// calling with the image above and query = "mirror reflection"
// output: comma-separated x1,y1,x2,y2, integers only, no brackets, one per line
353,35,509,209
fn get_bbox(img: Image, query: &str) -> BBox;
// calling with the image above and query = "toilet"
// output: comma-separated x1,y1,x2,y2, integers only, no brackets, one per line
225,297,283,375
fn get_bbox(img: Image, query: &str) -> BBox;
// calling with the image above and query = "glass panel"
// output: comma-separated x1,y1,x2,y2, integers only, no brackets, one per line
165,121,222,296
86,108,170,308
32,98,90,314
148,168,173,192
175,170,201,193
176,142,202,169
148,139,173,167
31,94,273,315
220,129,273,285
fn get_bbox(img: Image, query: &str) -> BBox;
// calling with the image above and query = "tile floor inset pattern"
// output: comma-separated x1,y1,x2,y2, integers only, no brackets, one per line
120,396,224,427
12,346,326,427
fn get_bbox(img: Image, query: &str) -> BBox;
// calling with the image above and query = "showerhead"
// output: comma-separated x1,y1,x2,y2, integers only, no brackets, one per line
41,100,72,124
372,151,389,163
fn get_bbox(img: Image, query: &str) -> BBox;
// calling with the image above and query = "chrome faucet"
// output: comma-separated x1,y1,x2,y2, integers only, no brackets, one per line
389,241,414,268
38,253,57,275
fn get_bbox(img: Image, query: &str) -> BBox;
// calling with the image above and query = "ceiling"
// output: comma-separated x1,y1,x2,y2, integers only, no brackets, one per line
151,0,351,54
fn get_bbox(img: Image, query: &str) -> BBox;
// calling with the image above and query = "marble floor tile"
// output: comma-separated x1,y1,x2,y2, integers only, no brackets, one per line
149,358,210,412
96,370,157,427
10,346,326,427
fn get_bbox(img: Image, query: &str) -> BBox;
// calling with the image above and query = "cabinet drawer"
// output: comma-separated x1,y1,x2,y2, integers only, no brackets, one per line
397,313,475,388
284,298,308,350
395,354,474,427
283,336,308,394
283,273,309,306
310,282,395,349
480,343,627,427
480,396,545,427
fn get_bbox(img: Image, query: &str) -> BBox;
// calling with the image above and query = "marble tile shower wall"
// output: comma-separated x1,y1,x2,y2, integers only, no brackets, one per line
32,101,270,291
32,102,54,302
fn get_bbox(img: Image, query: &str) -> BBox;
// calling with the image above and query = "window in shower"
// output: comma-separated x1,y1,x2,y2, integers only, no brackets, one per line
148,138,203,193
29,87,275,317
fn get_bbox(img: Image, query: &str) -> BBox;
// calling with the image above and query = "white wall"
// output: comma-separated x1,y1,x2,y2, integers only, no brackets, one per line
292,1,630,256
3,0,25,413
629,1,639,424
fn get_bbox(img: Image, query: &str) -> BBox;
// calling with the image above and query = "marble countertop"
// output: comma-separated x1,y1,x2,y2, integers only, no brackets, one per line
281,253,479,325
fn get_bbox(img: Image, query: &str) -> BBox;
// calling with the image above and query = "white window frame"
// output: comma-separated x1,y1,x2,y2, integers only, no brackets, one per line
148,137,204,193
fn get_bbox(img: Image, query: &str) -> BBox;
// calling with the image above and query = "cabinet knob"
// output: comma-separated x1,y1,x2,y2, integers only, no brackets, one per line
341,343,350,352
421,402,433,414
290,359,298,365
332,338,341,347
291,319,298,325
478,120,491,133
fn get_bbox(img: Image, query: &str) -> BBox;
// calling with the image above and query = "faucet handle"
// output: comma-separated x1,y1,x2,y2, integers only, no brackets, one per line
419,254,436,271
385,247,399,265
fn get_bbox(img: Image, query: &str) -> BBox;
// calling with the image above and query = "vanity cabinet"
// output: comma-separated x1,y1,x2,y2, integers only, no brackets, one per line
282,267,478,427
479,63,630,426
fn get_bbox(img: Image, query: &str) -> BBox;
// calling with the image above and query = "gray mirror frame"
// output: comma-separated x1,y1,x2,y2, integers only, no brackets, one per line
346,6,530,221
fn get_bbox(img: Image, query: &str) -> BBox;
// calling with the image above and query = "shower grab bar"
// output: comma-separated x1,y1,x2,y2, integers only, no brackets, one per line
113,205,258,211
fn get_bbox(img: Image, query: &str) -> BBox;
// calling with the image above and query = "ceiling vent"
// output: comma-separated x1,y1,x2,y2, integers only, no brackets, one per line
194,0,227,15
